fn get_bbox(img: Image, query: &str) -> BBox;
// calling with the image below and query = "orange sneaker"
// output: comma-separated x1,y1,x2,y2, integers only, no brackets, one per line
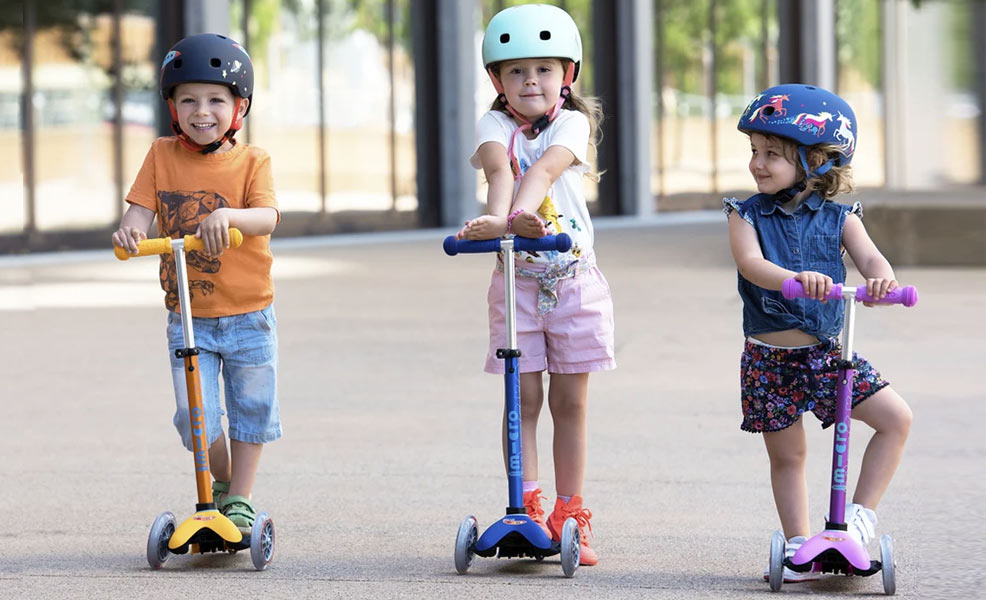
523,488,550,536
546,495,598,566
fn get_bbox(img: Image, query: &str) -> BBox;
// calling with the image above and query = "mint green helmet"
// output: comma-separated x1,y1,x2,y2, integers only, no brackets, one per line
482,4,583,82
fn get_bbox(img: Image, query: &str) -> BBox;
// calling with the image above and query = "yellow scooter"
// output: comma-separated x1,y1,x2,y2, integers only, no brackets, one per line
116,228,275,570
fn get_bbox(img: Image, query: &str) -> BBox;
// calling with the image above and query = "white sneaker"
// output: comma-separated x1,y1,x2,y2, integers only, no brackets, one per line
762,536,820,583
845,503,878,546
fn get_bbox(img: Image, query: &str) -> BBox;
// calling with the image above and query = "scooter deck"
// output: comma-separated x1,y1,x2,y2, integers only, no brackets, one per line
474,514,559,560
169,510,248,554
788,529,882,577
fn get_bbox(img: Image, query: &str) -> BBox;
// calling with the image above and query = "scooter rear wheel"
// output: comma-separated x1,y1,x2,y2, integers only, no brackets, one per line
454,515,478,574
250,511,275,571
560,517,580,578
146,511,176,569
880,534,896,595
768,529,785,592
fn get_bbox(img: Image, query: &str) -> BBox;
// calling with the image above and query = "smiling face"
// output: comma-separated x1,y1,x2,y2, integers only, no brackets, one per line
748,133,799,195
496,58,565,121
173,82,248,151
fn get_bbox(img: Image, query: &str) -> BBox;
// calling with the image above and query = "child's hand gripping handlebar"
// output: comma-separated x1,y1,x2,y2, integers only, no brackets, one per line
443,233,572,256
114,228,244,261
781,278,919,307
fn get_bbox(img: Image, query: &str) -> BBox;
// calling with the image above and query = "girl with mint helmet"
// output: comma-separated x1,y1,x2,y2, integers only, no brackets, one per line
738,84,857,181
481,4,584,175
159,33,254,153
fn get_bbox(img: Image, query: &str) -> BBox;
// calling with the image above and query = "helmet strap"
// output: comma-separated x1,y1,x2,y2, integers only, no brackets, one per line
167,98,243,155
487,63,576,180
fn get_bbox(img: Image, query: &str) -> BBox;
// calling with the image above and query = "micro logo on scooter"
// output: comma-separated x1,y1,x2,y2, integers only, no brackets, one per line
193,514,217,521
190,406,209,472
502,518,526,526
507,409,521,476
823,534,847,542
833,422,848,491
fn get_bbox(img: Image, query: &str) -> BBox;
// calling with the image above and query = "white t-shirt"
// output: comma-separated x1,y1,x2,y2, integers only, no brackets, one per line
470,109,594,265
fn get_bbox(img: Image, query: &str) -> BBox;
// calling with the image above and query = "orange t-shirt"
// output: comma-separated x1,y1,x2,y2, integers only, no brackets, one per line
126,137,279,317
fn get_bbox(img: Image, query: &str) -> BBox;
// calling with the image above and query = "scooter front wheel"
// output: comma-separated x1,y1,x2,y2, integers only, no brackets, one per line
768,529,786,592
454,515,478,574
559,517,580,578
880,534,896,596
250,511,275,571
146,511,176,569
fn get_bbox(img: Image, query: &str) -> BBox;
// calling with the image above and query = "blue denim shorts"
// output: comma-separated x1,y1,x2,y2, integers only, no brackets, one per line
167,304,281,450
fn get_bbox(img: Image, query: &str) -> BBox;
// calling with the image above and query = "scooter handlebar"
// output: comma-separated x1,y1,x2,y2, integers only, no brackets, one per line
781,278,918,307
115,228,244,261
443,233,572,256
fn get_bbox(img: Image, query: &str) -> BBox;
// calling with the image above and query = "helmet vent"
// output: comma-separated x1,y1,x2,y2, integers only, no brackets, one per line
499,33,510,43
763,106,775,116
210,58,221,68
540,30,551,40
173,59,182,69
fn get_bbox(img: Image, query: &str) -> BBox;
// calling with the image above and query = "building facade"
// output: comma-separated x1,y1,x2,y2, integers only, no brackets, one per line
2,0,983,252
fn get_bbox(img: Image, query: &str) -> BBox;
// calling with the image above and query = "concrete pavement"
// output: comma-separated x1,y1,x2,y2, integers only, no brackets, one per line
0,214,983,599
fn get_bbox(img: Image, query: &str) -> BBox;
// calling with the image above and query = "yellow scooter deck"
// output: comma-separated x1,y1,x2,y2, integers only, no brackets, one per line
169,510,243,550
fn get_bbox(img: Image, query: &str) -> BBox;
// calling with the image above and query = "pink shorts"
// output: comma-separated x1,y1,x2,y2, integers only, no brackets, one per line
484,264,616,375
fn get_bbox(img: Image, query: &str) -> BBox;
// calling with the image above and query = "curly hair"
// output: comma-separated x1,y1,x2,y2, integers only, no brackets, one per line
488,59,603,182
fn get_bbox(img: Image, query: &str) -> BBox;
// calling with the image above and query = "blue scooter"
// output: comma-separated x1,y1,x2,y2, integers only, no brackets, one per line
444,233,581,578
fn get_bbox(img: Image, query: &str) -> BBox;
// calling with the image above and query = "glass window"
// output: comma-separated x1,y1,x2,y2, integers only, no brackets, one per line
32,5,117,231
230,0,415,220
0,20,24,233
941,0,980,184
836,0,884,188
120,2,159,222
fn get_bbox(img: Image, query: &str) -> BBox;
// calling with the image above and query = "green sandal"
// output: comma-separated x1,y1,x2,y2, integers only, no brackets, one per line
219,494,257,530
212,480,230,507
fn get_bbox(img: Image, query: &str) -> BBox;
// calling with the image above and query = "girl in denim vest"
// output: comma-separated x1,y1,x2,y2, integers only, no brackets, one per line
454,4,615,566
723,84,912,583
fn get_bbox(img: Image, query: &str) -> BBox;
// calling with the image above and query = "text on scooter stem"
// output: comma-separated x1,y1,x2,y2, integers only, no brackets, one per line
507,409,521,476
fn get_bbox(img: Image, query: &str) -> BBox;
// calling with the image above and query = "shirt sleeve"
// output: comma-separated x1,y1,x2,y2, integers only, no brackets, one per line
545,110,590,167
722,196,754,225
470,111,512,169
244,150,279,222
125,141,159,212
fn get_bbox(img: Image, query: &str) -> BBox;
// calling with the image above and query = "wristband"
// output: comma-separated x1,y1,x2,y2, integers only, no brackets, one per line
506,209,524,234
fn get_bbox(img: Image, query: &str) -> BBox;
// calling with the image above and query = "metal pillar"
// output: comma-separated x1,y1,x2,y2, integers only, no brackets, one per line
593,0,653,216
412,0,476,228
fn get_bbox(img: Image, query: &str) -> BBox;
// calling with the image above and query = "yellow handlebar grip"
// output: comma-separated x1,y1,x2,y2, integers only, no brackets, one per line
182,228,243,253
115,237,174,261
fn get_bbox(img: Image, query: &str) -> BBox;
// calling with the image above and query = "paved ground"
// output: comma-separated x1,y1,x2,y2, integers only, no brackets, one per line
1,213,983,599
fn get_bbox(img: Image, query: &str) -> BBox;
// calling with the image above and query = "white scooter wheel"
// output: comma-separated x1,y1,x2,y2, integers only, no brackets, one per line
250,511,275,571
146,511,176,569
880,534,896,596
768,529,786,592
454,515,478,574
560,517,580,578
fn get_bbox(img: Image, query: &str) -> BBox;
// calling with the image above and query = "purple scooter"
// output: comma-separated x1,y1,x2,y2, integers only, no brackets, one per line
768,278,919,595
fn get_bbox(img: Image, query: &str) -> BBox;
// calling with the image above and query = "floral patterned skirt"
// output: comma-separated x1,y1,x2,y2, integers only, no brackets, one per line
739,339,888,433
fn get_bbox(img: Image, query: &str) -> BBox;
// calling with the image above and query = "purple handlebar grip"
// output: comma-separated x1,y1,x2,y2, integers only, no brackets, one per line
853,285,919,307
781,278,918,307
781,279,843,300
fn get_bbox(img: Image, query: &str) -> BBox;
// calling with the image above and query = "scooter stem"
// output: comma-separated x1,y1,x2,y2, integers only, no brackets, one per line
827,298,858,527
501,238,524,514
174,241,215,509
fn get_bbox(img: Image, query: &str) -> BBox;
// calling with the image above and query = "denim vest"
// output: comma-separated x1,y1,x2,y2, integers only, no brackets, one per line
724,192,859,342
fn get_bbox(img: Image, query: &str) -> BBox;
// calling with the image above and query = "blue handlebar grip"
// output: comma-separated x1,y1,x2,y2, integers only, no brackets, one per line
514,233,572,253
443,236,502,256
444,233,572,256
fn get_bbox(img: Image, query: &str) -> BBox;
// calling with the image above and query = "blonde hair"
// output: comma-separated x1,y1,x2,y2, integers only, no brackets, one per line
764,135,855,199
489,60,603,182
